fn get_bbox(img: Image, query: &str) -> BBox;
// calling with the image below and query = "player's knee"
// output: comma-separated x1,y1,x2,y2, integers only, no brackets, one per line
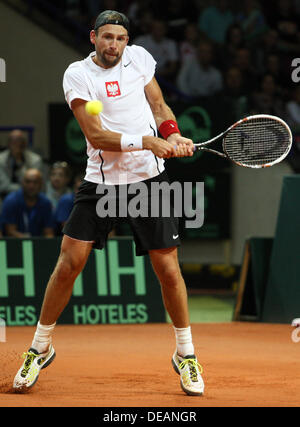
55,254,84,281
159,267,182,289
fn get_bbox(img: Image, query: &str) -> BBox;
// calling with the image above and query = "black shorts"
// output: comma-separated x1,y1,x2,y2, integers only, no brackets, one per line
63,171,181,256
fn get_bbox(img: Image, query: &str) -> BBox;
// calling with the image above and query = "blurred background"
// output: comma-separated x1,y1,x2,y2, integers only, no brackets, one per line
0,0,299,322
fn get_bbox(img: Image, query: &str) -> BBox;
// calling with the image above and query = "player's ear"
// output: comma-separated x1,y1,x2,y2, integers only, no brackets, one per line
90,30,96,45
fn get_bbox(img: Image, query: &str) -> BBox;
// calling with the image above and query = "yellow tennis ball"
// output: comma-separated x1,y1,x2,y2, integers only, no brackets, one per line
85,100,103,115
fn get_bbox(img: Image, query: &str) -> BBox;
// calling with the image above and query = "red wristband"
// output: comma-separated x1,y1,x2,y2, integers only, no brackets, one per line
158,120,181,140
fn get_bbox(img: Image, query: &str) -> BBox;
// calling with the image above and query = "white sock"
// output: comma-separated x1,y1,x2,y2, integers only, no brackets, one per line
173,325,194,357
31,321,56,354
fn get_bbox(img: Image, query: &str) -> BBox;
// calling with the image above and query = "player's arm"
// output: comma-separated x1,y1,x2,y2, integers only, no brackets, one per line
71,99,175,159
144,77,194,157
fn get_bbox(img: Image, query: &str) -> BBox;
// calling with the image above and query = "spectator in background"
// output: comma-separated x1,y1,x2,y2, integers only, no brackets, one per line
45,161,72,210
1,169,54,238
177,40,223,98
263,53,289,94
220,66,249,120
263,0,300,59
179,23,200,63
133,19,179,81
54,172,84,235
218,23,245,69
0,129,44,199
197,0,234,45
126,0,155,38
250,73,285,117
236,0,267,44
159,0,198,42
254,28,280,74
232,47,257,93
130,8,155,40
286,86,300,130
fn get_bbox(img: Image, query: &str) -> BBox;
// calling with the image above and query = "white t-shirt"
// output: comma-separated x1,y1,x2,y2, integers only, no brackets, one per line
63,45,165,185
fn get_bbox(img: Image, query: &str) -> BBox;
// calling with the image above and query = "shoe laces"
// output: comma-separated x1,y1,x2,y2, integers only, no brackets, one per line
179,358,203,382
20,351,38,377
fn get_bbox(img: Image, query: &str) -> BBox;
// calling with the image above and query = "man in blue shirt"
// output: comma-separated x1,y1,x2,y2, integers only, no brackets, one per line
1,168,54,237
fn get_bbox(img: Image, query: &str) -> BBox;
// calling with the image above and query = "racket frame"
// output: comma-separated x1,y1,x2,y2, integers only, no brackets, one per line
193,114,293,168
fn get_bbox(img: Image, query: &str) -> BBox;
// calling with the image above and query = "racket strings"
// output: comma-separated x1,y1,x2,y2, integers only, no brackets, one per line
224,117,291,167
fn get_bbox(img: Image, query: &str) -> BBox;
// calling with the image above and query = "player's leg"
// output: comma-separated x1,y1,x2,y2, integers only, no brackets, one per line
149,246,190,329
149,246,204,396
126,171,204,395
38,235,93,327
13,235,93,391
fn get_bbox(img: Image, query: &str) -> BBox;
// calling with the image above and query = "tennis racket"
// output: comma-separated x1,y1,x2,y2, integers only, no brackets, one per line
193,114,292,168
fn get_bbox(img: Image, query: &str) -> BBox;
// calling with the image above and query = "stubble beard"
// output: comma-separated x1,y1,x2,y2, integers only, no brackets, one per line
97,50,121,68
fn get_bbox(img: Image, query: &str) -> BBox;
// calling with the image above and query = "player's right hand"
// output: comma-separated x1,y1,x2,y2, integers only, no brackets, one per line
143,136,176,159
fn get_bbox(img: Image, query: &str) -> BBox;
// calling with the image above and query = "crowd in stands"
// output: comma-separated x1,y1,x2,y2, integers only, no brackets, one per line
47,0,300,123
0,129,84,238
1,0,299,237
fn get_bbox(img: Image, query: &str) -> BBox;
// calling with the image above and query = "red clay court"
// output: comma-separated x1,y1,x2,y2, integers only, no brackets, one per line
1,322,299,407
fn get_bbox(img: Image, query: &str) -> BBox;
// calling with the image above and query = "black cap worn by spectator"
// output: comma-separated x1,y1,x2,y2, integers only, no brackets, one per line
94,10,130,33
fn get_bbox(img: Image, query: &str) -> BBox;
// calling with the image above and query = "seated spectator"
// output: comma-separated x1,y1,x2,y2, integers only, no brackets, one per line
263,0,300,54
0,129,44,199
177,41,223,98
197,0,234,45
255,29,280,74
232,47,257,93
45,161,72,210
249,73,285,117
236,0,267,43
159,0,198,42
133,19,179,81
1,169,54,238
264,0,300,82
262,53,289,94
54,173,84,235
286,86,300,130
220,67,249,120
129,8,155,40
218,23,245,69
179,23,200,63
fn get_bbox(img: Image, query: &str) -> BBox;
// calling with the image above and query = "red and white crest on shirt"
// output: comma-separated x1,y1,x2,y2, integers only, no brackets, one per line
105,81,121,97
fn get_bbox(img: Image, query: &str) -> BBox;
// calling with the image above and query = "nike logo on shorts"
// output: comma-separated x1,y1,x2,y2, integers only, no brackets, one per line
173,235,179,239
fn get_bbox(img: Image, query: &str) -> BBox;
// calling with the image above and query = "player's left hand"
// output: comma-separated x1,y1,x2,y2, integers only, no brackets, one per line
167,134,194,157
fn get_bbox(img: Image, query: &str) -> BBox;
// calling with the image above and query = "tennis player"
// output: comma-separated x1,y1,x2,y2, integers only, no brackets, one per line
13,10,204,396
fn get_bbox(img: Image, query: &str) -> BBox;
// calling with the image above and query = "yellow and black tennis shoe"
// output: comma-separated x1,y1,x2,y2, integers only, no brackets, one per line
172,351,204,396
13,345,56,392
